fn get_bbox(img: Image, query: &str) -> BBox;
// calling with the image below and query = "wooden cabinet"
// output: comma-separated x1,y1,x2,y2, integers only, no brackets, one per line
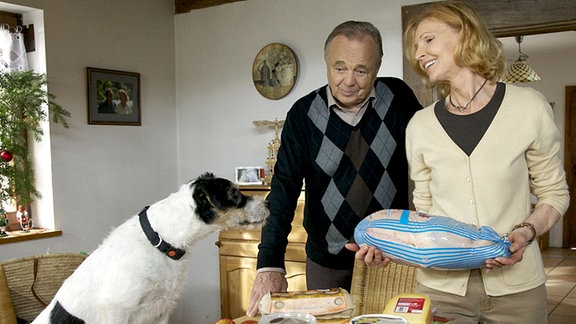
217,186,307,319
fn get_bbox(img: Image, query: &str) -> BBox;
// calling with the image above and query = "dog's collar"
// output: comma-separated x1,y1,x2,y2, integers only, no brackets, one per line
138,206,186,260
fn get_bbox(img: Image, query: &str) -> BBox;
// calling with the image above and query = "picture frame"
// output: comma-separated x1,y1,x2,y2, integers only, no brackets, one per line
235,166,264,185
252,43,298,100
87,67,141,125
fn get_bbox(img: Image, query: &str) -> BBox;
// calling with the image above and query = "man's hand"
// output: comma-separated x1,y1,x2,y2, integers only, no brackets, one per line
345,243,391,267
246,271,288,317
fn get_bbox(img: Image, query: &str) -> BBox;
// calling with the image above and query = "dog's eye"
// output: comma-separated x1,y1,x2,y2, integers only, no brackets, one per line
229,189,241,202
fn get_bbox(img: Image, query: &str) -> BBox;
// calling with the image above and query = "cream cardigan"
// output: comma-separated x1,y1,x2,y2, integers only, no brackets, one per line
406,84,569,296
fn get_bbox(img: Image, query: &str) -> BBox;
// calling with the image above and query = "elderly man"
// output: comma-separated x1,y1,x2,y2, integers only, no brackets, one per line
247,20,422,317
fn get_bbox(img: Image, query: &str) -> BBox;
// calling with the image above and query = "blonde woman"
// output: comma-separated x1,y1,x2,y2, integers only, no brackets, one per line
115,89,132,115
404,2,568,323
354,2,568,323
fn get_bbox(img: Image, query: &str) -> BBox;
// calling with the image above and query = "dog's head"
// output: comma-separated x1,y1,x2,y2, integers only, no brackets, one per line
191,173,269,229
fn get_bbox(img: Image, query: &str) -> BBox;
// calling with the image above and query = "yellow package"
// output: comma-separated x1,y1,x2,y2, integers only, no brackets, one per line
383,294,432,324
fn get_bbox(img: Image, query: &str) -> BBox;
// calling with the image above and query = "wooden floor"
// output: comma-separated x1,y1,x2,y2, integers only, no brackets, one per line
543,248,576,323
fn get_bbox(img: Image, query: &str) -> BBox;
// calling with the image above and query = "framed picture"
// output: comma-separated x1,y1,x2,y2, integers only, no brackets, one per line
235,167,264,185
252,43,298,100
87,67,141,125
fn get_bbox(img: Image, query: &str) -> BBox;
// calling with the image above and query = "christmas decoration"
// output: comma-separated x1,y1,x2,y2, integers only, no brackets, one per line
16,204,32,231
252,118,284,185
0,70,70,208
0,149,12,162
0,207,8,237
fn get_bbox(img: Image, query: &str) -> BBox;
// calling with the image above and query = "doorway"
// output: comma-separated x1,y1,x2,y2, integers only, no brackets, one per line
565,86,576,247
401,0,576,247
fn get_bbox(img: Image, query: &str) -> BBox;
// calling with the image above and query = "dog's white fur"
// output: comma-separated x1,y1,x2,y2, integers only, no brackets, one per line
33,175,269,324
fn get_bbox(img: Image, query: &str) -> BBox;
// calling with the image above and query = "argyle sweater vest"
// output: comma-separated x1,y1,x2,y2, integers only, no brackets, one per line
258,77,421,270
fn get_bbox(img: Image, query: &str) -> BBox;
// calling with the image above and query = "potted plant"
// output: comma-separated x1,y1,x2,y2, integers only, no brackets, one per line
0,70,70,210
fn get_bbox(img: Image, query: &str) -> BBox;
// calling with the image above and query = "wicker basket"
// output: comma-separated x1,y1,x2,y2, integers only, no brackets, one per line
349,259,417,317
0,264,17,324
0,253,86,322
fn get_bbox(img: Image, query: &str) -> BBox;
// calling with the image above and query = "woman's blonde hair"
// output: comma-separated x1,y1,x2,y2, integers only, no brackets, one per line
118,89,129,101
403,1,505,97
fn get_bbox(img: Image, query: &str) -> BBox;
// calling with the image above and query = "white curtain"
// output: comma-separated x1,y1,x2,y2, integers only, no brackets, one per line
0,24,29,73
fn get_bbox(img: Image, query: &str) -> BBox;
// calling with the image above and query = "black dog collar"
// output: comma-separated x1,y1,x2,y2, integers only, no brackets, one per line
138,206,185,260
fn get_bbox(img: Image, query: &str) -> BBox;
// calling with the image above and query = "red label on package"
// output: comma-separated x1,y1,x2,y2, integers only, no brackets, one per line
394,297,425,314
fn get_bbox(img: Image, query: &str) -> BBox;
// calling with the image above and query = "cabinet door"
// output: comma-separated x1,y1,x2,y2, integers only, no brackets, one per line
219,255,306,319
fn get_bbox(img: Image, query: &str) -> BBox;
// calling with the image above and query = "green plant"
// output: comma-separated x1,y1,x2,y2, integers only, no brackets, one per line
0,70,70,207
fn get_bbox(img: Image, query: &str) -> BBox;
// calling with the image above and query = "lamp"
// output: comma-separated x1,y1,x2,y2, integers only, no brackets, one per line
502,36,541,83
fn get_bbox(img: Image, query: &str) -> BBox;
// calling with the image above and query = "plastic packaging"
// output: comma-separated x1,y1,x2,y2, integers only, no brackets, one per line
259,288,354,319
354,209,511,270
258,312,317,324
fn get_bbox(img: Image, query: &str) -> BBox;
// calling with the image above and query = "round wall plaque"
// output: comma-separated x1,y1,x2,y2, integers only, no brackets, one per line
252,43,298,100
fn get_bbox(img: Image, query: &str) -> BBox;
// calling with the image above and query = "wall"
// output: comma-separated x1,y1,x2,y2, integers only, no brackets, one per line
501,32,576,247
0,0,179,312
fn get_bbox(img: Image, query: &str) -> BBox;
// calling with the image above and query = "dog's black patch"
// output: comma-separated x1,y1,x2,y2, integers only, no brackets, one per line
192,172,249,223
50,300,85,324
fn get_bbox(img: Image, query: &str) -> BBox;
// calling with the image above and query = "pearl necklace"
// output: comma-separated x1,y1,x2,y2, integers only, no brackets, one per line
448,79,488,113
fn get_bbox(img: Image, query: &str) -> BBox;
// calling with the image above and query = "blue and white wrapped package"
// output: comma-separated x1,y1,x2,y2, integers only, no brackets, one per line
354,209,511,270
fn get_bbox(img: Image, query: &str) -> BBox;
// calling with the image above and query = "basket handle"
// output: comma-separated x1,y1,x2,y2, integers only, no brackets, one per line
31,258,48,307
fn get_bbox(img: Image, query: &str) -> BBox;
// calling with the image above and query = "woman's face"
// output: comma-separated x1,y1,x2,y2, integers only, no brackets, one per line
413,17,463,84
119,92,127,103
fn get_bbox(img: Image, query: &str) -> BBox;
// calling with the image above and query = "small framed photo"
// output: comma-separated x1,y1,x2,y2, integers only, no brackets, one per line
87,67,141,126
235,167,264,185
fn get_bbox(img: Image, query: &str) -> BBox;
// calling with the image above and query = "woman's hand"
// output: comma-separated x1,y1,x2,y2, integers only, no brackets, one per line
345,243,391,267
484,229,529,272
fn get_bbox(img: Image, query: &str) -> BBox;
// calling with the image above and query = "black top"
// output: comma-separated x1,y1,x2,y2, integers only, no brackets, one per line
435,82,505,156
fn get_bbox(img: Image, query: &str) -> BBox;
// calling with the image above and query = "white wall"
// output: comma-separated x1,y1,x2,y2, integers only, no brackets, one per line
0,0,179,309
501,32,576,247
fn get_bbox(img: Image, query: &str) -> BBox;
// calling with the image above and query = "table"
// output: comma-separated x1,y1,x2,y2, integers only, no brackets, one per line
233,314,452,323
233,315,350,323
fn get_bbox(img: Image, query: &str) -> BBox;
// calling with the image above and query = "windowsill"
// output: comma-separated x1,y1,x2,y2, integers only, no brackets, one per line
0,228,62,244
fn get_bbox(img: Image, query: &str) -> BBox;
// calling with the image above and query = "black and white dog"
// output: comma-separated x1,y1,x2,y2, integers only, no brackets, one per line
33,173,269,324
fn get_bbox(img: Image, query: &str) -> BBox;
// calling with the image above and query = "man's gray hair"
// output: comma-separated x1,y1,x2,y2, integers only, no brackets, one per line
324,21,383,60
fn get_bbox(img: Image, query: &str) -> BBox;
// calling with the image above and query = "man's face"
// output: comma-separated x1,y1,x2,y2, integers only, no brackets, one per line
325,35,381,109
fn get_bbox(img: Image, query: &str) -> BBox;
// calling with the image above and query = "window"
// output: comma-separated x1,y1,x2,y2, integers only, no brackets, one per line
0,3,60,242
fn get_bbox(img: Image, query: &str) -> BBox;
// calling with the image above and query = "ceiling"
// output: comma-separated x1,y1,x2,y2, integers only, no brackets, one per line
500,31,576,58
174,1,575,58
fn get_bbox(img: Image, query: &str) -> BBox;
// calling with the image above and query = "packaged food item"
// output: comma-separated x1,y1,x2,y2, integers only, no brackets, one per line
258,312,317,324
349,314,408,323
258,288,354,319
383,294,431,324
354,209,511,270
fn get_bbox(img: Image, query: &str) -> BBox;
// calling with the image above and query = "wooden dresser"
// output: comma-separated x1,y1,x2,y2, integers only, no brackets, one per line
217,186,307,319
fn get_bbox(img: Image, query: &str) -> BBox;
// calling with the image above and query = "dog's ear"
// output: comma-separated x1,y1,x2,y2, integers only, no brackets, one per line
192,185,217,224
